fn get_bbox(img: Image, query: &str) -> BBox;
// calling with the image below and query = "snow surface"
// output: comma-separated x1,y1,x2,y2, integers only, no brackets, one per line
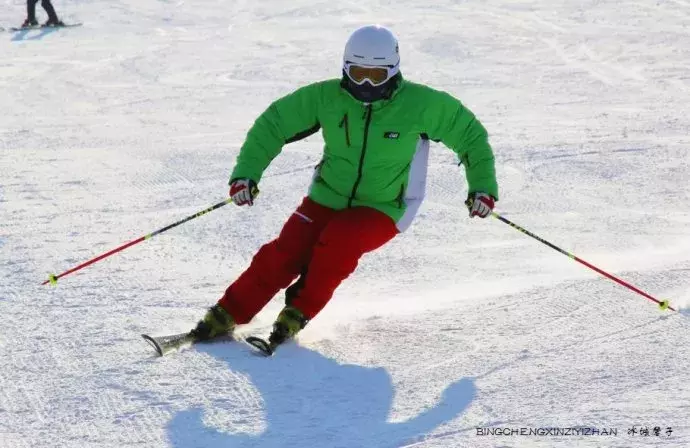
1,0,690,447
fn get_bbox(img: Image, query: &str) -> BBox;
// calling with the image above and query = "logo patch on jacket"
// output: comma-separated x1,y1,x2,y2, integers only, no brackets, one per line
384,131,400,139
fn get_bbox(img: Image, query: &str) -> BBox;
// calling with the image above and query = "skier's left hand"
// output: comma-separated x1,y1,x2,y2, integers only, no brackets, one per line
465,192,495,218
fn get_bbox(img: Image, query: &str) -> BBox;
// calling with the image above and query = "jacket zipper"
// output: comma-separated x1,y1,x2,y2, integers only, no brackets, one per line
348,104,373,208
339,113,351,147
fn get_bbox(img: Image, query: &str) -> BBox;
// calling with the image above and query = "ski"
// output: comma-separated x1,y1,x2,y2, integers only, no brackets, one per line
7,26,39,32
48,23,83,29
7,23,82,32
142,332,274,357
142,332,195,356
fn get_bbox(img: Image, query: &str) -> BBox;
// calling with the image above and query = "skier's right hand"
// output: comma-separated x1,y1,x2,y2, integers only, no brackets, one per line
229,178,258,206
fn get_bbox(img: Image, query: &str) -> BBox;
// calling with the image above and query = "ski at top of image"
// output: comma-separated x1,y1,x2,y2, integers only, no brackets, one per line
5,22,82,32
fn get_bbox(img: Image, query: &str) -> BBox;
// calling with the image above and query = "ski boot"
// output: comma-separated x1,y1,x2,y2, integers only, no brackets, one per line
269,306,308,349
247,306,308,355
43,18,65,27
189,304,236,341
20,18,38,28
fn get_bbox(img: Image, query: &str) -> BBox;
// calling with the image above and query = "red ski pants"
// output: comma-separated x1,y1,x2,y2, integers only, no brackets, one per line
218,197,398,323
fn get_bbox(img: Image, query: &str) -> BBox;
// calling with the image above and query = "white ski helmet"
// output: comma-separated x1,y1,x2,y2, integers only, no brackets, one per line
341,25,401,102
343,25,400,74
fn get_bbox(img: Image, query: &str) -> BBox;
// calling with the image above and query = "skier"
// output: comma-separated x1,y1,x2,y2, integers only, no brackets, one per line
21,0,64,28
189,25,499,352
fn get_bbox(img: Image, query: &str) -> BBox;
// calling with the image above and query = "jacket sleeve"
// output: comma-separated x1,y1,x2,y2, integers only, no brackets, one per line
425,91,499,200
230,82,323,184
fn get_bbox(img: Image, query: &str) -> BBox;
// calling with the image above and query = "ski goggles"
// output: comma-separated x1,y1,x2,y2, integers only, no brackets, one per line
344,62,398,86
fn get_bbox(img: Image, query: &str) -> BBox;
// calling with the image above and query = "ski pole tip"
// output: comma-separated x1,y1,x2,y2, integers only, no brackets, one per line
659,300,670,311
48,274,58,285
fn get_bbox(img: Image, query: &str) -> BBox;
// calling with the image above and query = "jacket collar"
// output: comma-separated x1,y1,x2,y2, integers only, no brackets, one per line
340,74,407,110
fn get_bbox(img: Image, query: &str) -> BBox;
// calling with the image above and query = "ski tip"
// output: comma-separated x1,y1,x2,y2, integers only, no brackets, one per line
245,336,274,356
141,334,163,356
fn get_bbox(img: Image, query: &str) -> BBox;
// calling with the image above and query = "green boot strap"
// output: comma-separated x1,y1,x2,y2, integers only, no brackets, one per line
277,306,308,336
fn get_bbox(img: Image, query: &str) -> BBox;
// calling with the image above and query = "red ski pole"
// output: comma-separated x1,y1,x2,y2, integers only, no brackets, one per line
489,211,675,312
42,197,235,285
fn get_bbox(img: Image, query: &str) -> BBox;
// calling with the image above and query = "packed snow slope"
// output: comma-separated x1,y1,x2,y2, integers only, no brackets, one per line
1,1,689,447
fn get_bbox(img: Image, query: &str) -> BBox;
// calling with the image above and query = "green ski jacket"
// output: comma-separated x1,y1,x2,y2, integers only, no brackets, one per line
231,76,498,231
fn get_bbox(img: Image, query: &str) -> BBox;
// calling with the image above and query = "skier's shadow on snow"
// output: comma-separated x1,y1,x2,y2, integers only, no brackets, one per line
167,342,476,448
